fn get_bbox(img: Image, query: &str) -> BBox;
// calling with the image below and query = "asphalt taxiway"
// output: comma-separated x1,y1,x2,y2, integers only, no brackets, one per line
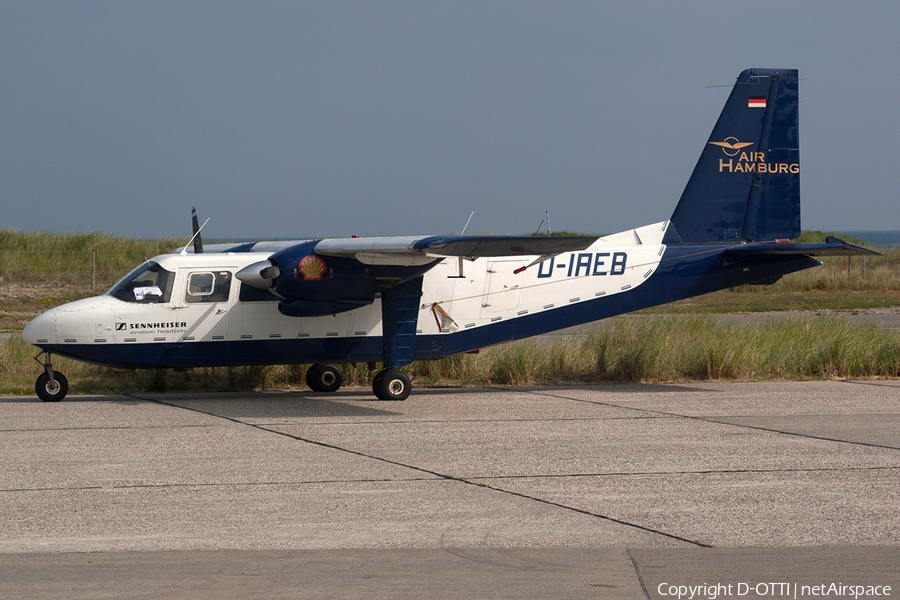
1,381,898,598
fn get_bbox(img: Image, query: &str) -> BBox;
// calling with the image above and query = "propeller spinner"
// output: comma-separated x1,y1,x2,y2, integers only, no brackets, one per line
236,260,280,289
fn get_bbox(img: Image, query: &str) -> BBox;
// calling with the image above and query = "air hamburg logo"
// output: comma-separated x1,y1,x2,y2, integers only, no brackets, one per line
709,138,799,174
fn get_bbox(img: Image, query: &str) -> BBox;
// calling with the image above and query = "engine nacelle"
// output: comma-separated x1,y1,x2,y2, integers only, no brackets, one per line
255,241,376,317
236,240,440,318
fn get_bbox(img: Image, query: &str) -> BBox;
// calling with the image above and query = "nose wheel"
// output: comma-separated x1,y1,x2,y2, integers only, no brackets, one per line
34,352,68,402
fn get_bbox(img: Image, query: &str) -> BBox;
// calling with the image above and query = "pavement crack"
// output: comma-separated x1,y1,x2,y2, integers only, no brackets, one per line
474,481,712,548
139,394,712,548
522,389,900,451
466,464,899,481
626,549,653,599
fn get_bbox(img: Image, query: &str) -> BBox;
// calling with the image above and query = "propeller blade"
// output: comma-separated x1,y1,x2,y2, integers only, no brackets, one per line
191,206,203,254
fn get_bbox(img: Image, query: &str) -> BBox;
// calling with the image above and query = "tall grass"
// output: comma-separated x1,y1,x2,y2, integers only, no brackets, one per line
427,315,900,384
0,228,187,267
0,228,188,289
8,316,894,396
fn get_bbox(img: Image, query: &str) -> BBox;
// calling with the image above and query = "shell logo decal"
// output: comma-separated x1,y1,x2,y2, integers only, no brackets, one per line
299,255,326,281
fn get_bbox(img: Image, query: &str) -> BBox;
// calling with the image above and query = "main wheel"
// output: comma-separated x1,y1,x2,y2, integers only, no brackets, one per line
372,369,411,401
36,371,68,402
306,363,343,393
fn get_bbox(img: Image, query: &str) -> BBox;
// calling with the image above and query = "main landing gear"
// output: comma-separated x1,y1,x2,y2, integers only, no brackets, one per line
372,369,411,401
304,363,412,401
305,363,343,393
34,352,68,402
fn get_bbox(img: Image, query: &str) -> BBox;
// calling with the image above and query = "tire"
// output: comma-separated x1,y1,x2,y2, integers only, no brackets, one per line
372,369,411,401
306,363,343,393
36,371,68,402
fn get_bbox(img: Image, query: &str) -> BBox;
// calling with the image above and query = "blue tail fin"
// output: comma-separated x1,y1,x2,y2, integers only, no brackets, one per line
664,69,800,244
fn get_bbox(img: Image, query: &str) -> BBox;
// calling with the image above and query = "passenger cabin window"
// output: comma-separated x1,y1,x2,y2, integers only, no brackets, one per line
238,282,281,302
108,262,175,304
185,271,232,303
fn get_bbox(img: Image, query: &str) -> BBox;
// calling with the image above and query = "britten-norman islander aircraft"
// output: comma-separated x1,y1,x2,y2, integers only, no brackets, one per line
23,68,877,402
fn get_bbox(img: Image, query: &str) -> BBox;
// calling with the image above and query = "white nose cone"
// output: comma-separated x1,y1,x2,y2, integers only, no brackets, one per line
22,309,57,345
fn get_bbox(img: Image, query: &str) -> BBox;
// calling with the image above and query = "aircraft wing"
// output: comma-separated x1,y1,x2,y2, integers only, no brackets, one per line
724,237,881,257
314,235,597,265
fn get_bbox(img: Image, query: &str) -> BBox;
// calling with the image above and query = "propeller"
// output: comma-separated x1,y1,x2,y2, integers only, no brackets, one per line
191,206,203,254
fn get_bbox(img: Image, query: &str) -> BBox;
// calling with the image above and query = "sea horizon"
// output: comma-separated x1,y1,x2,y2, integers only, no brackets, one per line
841,231,900,248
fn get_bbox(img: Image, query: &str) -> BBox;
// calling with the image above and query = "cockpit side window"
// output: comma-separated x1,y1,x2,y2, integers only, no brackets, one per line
185,271,232,303
108,262,175,304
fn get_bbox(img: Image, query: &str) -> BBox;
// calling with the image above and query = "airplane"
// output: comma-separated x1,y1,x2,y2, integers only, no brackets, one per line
22,68,878,402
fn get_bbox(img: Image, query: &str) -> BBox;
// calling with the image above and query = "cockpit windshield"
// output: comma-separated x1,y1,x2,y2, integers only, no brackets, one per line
107,261,175,303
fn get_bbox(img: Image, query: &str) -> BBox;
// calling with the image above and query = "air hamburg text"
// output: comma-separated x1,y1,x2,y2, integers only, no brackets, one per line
719,152,799,174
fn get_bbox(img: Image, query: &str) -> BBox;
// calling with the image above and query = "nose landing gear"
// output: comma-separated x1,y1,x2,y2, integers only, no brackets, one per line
34,352,68,402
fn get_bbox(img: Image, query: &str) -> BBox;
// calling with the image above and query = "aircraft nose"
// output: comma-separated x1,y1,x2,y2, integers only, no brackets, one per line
22,309,58,346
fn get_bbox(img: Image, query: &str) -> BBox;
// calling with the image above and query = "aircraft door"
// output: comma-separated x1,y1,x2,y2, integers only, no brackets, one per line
480,260,527,317
174,269,234,345
228,282,298,342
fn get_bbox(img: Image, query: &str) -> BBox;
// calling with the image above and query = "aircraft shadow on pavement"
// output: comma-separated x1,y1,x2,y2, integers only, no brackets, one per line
146,390,409,419
1,382,716,411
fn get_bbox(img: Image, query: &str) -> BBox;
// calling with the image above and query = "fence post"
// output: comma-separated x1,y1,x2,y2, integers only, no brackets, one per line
92,250,96,290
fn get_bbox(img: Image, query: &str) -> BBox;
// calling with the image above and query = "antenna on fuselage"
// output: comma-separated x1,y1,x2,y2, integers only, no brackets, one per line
459,211,475,235
181,207,209,256
449,211,476,279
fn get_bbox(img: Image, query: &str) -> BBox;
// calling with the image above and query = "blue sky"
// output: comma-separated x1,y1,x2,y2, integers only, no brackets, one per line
2,1,898,239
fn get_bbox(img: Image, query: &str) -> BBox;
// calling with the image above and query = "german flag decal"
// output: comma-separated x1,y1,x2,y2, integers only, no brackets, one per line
748,96,766,108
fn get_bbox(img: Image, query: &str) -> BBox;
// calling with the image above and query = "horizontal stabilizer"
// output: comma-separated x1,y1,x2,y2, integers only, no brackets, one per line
724,236,881,257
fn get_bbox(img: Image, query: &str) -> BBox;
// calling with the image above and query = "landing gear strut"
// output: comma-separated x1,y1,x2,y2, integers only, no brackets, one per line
306,363,343,393
34,352,68,402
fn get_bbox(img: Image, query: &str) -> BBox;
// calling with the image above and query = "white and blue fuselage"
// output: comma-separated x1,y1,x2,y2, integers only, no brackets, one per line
23,222,672,370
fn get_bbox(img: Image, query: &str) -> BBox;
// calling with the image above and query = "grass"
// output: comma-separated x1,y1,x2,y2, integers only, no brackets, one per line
4,316,899,396
419,316,900,385
0,228,187,272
